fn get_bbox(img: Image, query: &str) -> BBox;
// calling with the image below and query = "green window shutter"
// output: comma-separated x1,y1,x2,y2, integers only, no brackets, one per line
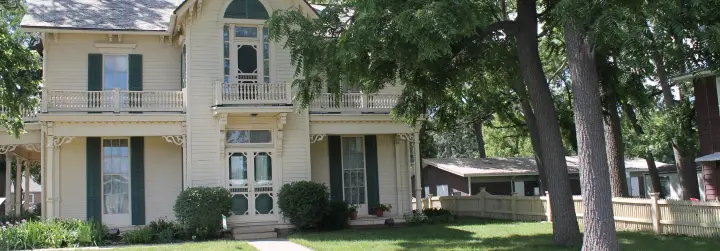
365,135,380,215
129,54,143,91
328,136,343,201
86,137,102,221
130,137,146,225
88,54,103,91
129,55,143,113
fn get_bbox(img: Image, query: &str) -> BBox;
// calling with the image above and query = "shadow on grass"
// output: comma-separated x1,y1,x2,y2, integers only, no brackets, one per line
291,218,720,251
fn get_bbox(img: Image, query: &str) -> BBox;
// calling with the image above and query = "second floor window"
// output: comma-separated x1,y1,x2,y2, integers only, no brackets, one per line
104,55,128,90
223,25,271,84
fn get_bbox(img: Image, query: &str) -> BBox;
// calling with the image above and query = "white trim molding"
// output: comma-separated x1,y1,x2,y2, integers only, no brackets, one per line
397,133,414,142
309,134,326,144
52,136,75,147
23,144,42,152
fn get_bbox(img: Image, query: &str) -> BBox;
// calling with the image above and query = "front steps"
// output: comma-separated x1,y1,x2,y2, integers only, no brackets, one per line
232,224,279,240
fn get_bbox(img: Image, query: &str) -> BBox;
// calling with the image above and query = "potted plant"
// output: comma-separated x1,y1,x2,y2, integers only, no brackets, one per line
375,204,392,217
349,204,359,220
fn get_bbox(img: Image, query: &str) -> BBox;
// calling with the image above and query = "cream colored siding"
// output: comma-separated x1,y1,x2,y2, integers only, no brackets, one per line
185,0,224,187
59,138,87,220
45,34,181,91
310,139,329,185
144,137,183,223
377,135,399,216
282,112,310,183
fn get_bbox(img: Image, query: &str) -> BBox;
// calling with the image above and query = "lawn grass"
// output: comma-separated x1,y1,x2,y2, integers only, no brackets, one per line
101,240,257,251
290,218,720,251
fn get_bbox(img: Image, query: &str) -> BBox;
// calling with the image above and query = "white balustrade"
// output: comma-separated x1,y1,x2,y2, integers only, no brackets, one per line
310,93,400,113
0,106,39,121
216,82,292,105
43,89,185,113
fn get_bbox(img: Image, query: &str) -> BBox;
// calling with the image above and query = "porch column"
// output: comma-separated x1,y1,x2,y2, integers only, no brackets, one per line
45,136,55,219
413,131,422,211
4,154,12,215
14,155,22,216
24,160,31,210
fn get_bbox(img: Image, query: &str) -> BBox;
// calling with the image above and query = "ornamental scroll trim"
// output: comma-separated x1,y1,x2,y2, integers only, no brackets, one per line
52,136,76,147
309,134,326,144
162,136,185,146
397,133,414,142
0,145,18,154
23,144,42,152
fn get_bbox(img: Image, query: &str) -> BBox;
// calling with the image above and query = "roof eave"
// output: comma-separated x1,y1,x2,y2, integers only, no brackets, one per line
671,70,715,82
20,26,171,35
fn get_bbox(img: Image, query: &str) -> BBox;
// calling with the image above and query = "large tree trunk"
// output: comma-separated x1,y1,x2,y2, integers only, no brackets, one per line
473,120,487,158
515,0,580,246
652,51,701,200
604,108,629,197
563,19,620,251
512,79,548,194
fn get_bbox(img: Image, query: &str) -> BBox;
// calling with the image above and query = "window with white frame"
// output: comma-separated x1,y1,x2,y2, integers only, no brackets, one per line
436,185,449,197
102,139,130,214
226,130,272,144
222,24,271,84
28,194,35,204
342,137,366,205
103,55,129,90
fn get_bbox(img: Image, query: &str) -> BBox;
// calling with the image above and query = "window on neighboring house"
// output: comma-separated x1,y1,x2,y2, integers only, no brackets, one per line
629,176,641,197
103,55,129,90
660,176,671,199
716,77,720,114
342,137,366,205
28,194,35,204
424,186,430,198
436,185,449,197
226,130,272,144
102,139,130,214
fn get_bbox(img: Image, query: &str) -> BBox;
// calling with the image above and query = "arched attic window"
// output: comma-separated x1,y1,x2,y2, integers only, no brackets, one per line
224,0,269,19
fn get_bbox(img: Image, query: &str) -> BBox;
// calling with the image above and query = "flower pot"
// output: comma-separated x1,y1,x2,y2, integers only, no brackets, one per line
350,211,358,220
376,210,384,217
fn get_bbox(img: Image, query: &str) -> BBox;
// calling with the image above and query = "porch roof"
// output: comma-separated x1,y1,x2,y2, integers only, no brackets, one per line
422,156,673,178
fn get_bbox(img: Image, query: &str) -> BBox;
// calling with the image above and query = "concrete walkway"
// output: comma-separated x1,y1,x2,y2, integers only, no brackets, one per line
248,239,314,251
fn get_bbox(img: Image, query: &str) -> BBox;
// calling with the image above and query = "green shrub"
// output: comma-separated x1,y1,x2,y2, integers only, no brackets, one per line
148,218,181,243
173,187,232,240
121,227,154,244
319,201,350,230
0,219,108,250
422,208,454,224
277,181,330,229
404,212,428,226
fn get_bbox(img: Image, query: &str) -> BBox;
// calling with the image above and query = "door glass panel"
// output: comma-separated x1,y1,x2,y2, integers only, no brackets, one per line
237,45,258,77
102,139,130,214
342,137,365,205
232,194,249,215
229,153,248,186
235,26,258,38
254,153,272,186
227,130,272,144
255,194,273,214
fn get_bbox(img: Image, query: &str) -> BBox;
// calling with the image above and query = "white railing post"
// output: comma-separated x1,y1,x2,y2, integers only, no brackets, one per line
41,89,48,113
215,82,223,106
182,88,188,113
360,93,368,110
113,88,120,113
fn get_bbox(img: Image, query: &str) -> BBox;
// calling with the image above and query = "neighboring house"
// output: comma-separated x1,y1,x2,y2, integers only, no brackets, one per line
10,177,42,207
0,0,423,230
679,71,720,201
413,157,699,200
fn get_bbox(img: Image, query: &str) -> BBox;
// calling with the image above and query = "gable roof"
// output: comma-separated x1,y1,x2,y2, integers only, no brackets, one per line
422,156,674,177
21,0,320,32
21,0,177,32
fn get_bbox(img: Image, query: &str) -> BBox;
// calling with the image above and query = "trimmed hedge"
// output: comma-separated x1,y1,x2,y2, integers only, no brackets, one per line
173,187,232,240
277,181,330,229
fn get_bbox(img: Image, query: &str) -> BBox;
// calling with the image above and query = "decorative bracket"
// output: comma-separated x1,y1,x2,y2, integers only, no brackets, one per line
162,136,185,146
0,145,17,155
52,136,75,147
310,134,327,144
276,113,287,131
23,144,42,152
397,133,414,142
218,114,228,131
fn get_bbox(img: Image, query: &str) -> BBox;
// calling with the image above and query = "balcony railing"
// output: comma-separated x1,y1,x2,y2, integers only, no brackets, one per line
42,89,186,113
309,93,400,113
0,107,39,121
215,82,292,105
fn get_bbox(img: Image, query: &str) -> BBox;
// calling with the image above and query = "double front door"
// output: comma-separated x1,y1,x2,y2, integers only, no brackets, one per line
227,151,275,222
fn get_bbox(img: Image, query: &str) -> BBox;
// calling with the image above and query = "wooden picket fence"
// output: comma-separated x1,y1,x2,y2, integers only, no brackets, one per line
413,190,720,238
